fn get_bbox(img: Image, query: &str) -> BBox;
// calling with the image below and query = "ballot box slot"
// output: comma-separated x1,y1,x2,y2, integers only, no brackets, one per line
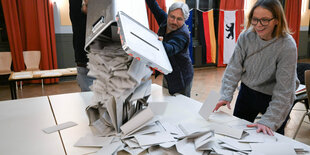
130,32,159,51
92,16,105,33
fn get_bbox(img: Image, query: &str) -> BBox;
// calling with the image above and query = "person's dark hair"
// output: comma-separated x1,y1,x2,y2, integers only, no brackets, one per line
246,0,290,38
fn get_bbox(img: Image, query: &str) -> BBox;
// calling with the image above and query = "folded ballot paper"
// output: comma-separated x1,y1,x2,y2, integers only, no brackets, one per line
120,101,168,136
199,91,248,139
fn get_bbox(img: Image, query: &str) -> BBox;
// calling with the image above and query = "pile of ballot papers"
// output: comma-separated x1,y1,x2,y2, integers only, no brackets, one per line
74,103,217,155
84,10,173,136
86,35,153,134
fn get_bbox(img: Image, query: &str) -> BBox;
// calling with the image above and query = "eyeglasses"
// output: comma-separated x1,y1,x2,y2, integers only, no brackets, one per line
251,17,274,26
168,15,184,22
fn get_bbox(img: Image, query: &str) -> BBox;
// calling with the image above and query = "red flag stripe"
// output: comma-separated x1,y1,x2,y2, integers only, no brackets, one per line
202,11,212,63
217,11,225,67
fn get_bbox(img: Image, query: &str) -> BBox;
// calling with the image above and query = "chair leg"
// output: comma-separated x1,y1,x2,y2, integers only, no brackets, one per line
20,81,23,90
15,81,18,90
293,112,308,139
41,79,44,89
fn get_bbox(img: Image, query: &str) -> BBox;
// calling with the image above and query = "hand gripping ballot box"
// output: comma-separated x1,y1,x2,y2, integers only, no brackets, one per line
84,0,172,134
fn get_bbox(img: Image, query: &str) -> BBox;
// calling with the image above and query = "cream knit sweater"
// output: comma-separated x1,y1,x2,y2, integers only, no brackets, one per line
220,28,299,130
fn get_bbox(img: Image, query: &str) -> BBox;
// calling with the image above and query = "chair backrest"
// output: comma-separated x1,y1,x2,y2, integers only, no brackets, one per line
304,70,310,109
0,52,12,75
23,50,41,71
297,63,310,85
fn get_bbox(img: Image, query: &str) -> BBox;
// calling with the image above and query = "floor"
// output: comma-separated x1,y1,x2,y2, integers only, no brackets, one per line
0,65,309,146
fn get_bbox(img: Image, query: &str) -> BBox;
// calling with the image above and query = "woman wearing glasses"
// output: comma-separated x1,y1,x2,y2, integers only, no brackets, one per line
213,0,299,136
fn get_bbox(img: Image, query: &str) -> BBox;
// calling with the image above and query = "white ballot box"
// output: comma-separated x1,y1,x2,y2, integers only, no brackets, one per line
85,0,172,74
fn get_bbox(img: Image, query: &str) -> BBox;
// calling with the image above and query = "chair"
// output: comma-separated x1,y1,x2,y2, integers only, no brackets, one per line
295,63,310,112
294,63,310,111
23,50,41,71
293,69,310,139
21,51,43,88
0,52,12,75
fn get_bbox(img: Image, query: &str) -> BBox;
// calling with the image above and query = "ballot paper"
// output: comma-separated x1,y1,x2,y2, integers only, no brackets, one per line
123,138,140,148
120,108,156,135
159,141,178,148
74,136,114,147
194,132,214,150
250,143,296,155
95,141,124,155
178,122,211,139
123,146,149,155
199,91,221,120
175,138,204,155
208,110,238,123
42,121,77,134
127,58,153,84
134,132,176,147
116,11,172,74
159,120,185,137
122,122,162,139
210,123,249,139
130,80,152,102
121,101,168,136
217,135,252,151
148,145,178,154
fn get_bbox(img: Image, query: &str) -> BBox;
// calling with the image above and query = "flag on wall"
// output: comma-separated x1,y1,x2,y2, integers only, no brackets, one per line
185,9,194,64
218,10,239,66
197,9,216,64
203,9,216,63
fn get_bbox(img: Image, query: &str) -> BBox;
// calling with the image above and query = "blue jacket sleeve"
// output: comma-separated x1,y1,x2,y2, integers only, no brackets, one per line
163,33,189,57
145,0,167,25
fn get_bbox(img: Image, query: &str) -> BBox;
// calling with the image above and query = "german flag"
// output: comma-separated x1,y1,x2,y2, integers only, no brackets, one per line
197,9,216,64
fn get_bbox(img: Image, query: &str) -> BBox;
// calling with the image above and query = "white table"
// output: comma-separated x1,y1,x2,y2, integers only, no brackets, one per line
48,84,203,154
0,97,65,155
48,84,310,154
49,91,99,155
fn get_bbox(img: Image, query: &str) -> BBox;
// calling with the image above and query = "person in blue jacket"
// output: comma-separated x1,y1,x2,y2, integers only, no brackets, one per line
146,0,194,97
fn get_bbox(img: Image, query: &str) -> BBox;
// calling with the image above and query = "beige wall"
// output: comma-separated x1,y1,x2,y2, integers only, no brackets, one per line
301,0,309,26
56,0,308,27
54,0,71,26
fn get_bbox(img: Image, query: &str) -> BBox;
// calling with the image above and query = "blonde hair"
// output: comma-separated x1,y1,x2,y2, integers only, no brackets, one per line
245,0,291,38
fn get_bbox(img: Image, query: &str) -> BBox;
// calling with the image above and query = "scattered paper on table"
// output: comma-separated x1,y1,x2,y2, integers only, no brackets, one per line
42,121,77,134
120,107,154,135
95,141,124,155
210,123,248,139
74,136,114,147
134,132,175,146
250,143,296,155
175,138,203,155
